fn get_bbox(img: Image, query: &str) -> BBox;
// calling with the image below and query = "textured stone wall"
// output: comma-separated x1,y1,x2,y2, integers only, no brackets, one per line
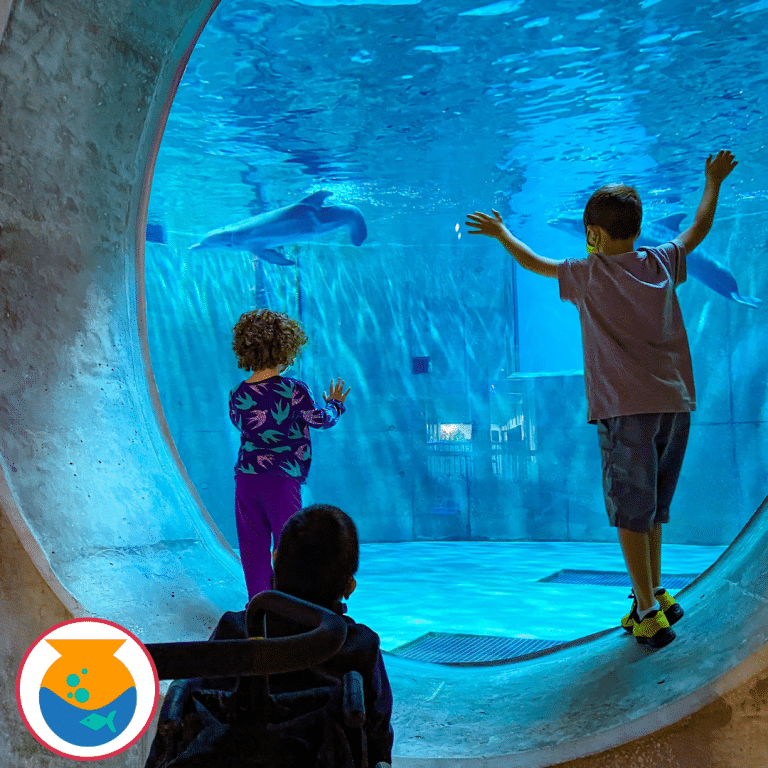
0,505,160,766
0,0,233,764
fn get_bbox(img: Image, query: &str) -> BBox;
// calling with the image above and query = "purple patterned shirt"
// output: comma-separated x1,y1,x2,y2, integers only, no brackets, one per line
229,376,345,483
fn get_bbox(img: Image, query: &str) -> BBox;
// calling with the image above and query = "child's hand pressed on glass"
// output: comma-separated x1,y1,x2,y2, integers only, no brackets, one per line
465,209,510,239
705,150,738,185
324,378,351,404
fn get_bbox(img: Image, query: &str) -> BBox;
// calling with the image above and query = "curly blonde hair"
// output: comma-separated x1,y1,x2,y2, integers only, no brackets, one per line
232,309,308,372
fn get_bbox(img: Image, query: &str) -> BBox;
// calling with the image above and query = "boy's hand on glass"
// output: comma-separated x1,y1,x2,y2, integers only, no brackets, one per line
705,150,738,185
465,209,509,239
324,378,351,404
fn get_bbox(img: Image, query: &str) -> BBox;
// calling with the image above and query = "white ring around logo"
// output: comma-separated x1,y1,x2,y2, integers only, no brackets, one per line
16,618,159,760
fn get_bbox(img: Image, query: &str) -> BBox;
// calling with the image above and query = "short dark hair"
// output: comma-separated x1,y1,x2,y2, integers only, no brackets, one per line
583,184,642,240
232,309,307,372
273,505,359,609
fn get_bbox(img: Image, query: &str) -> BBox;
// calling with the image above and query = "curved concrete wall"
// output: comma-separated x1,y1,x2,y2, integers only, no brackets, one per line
0,1,766,766
0,0,244,621
0,1,244,764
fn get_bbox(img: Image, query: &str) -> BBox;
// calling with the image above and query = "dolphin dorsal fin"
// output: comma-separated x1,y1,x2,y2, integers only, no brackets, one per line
298,190,333,209
652,213,687,233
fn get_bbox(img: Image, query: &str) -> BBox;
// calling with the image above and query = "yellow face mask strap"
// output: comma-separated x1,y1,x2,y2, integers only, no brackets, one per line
586,226,601,255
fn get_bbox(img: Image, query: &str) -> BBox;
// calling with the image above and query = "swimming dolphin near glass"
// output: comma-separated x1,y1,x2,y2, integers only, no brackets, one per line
188,190,367,265
549,213,762,308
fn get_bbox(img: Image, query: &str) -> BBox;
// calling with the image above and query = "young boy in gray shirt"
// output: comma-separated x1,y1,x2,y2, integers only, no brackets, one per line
466,150,738,648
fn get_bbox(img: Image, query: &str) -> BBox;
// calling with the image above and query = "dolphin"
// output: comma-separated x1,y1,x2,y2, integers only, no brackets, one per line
188,190,367,265
549,214,762,308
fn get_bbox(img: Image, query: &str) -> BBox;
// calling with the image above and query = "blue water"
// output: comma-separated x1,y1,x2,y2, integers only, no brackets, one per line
145,0,768,553
330,540,730,649
39,687,137,747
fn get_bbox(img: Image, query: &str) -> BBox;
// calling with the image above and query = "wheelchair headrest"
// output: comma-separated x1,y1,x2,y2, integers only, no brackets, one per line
145,591,348,680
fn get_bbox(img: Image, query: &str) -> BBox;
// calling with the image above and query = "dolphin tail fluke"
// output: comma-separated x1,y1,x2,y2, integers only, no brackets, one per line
730,292,763,308
348,213,367,246
255,248,295,266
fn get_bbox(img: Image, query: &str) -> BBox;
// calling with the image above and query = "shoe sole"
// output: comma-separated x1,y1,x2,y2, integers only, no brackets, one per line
623,603,684,633
665,603,684,625
636,626,676,648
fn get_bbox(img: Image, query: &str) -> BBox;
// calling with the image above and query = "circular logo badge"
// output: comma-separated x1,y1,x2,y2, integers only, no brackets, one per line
16,618,159,760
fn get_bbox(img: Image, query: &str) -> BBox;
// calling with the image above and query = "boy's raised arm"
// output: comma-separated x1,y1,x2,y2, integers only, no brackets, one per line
678,150,738,256
465,209,560,278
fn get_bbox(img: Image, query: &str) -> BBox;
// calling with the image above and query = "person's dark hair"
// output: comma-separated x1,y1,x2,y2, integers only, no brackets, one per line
583,183,642,240
232,309,307,372
273,504,359,610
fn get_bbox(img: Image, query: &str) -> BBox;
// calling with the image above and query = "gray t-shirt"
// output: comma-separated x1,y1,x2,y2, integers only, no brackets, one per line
558,239,696,424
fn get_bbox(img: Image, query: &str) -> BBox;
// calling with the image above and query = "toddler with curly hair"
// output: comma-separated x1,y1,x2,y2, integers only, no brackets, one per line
230,309,350,599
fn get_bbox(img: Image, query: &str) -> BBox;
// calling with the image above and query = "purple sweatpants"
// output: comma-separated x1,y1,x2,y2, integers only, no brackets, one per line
235,472,302,599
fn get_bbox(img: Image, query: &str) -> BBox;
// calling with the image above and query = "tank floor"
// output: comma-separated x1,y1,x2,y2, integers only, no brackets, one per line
348,541,726,651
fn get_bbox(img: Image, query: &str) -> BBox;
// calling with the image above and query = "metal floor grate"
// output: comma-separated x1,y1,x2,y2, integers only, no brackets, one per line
390,632,564,665
539,569,698,589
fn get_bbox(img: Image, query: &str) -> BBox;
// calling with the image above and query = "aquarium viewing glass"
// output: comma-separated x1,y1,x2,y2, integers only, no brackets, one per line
145,0,766,654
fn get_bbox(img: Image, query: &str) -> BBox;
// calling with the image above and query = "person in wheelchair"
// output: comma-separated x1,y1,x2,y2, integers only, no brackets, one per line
145,504,393,768
270,503,393,765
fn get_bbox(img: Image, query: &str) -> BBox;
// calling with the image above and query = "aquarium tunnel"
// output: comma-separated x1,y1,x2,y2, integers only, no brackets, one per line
1,0,768,765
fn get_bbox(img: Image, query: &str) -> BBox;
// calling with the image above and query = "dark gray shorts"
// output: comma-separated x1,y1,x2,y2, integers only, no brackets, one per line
596,412,691,534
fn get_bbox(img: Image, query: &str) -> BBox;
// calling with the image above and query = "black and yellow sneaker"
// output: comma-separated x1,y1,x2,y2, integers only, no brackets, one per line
657,589,684,625
621,594,637,633
632,607,675,648
622,589,684,633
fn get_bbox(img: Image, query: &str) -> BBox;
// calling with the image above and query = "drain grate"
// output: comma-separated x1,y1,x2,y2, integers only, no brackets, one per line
539,569,698,589
390,632,564,665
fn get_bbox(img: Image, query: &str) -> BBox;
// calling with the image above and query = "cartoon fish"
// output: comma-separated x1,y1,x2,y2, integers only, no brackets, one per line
79,710,117,733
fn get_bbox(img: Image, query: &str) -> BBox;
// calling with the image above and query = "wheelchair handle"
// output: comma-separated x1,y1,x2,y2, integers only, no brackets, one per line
145,591,348,680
